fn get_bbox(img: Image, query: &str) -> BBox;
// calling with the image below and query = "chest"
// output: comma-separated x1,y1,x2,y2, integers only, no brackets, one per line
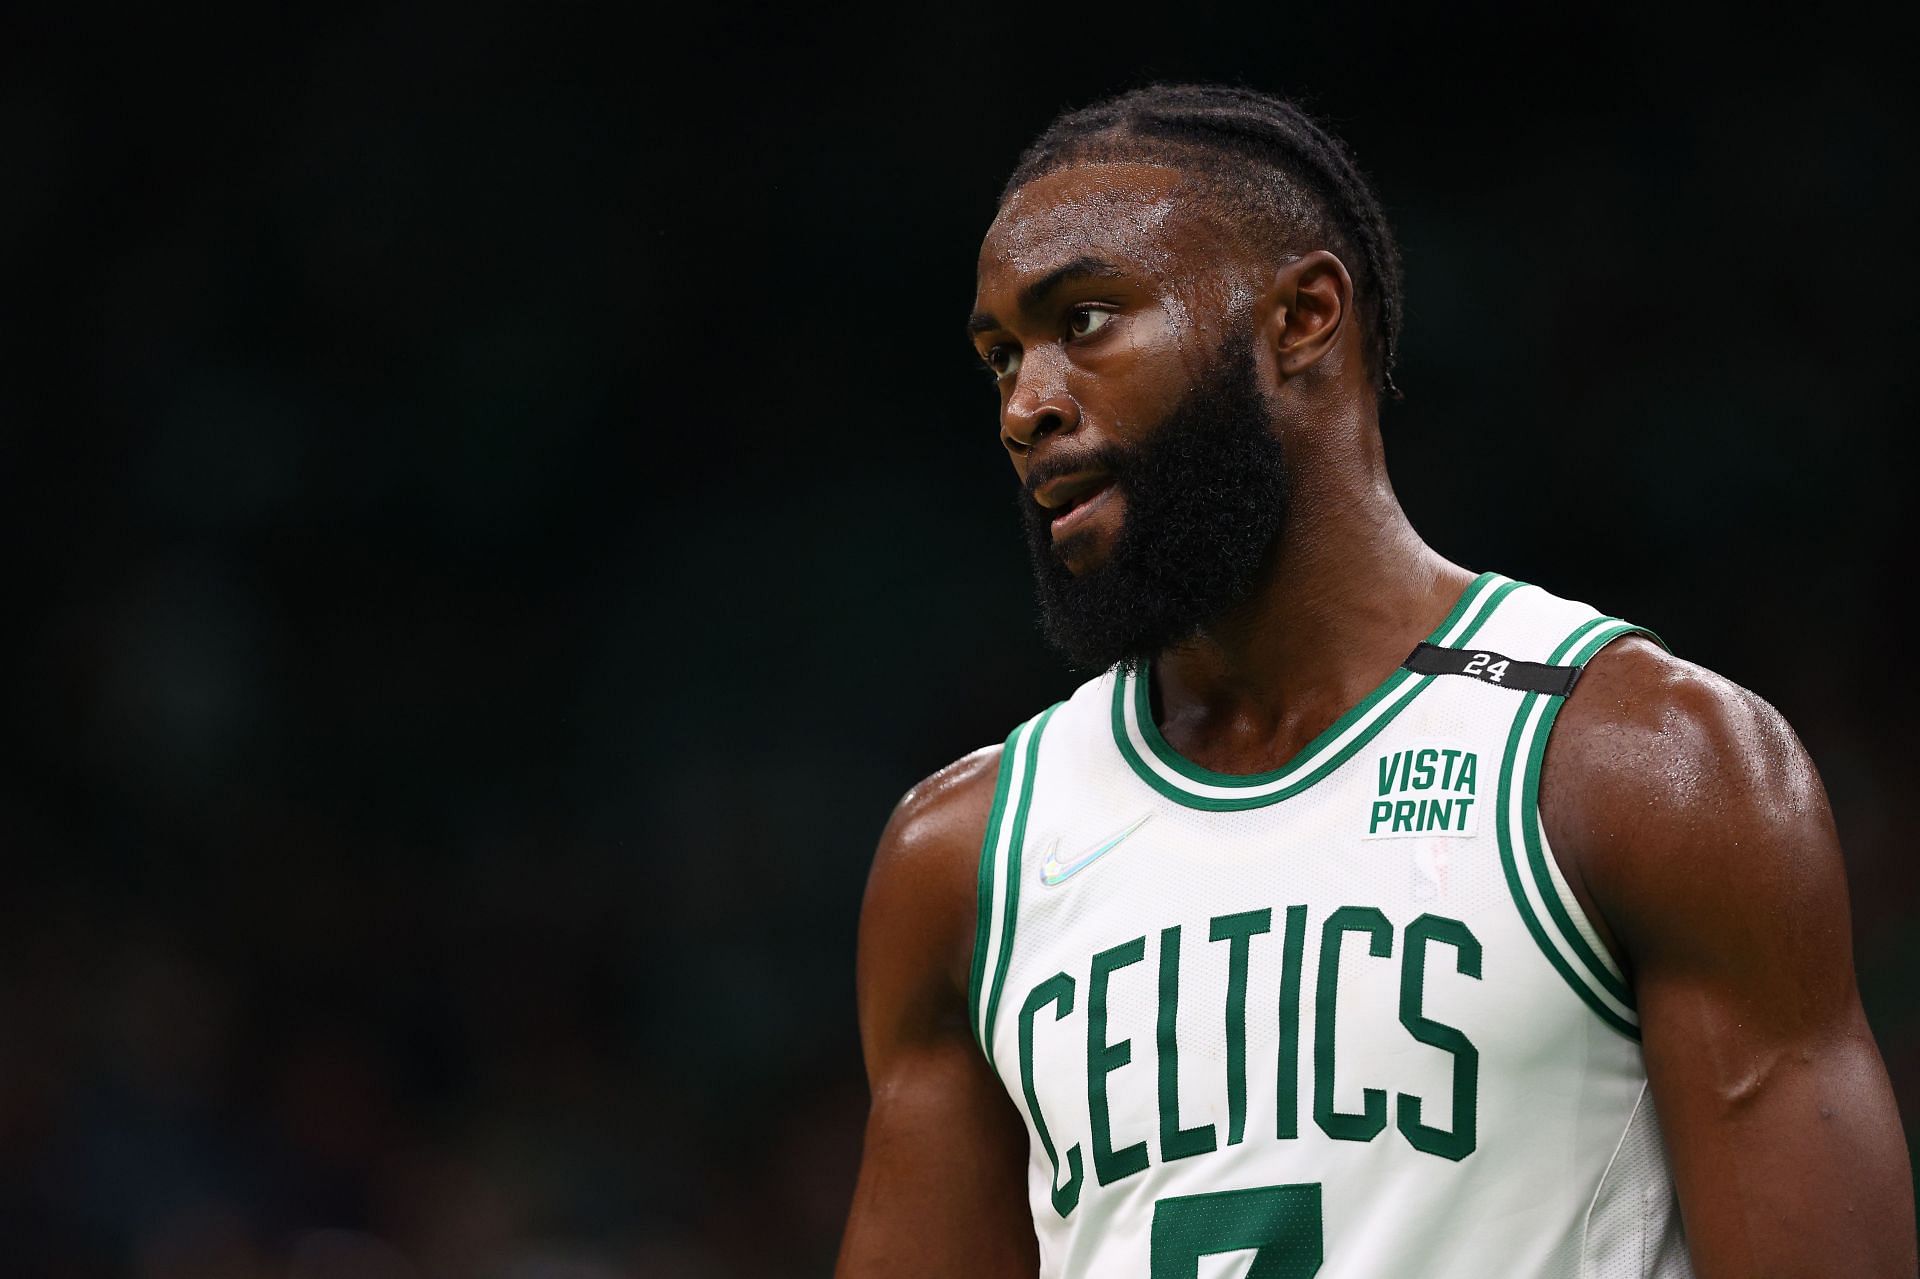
980,686,1608,1205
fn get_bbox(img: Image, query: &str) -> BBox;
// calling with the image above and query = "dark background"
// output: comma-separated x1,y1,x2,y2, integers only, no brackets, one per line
2,6,1913,1276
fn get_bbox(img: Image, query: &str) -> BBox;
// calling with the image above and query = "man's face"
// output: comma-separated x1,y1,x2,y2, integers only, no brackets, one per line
969,163,1290,670
970,163,1247,574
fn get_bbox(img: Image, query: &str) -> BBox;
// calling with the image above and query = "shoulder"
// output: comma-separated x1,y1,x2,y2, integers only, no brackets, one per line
1546,635,1828,847
879,744,1006,871
860,744,1006,1005
1542,634,1844,974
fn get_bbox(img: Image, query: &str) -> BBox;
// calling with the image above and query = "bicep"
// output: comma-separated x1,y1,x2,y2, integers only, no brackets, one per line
839,1027,1037,1277
1641,988,1904,1279
1632,811,1905,1278
1559,655,1914,1276
837,752,1038,1278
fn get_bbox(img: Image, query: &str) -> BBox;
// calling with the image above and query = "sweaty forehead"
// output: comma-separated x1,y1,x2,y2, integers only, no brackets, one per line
978,161,1239,288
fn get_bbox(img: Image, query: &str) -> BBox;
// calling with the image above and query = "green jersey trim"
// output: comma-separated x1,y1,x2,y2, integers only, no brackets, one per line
972,702,1062,1065
1495,615,1666,1041
966,720,1024,1052
1110,573,1519,812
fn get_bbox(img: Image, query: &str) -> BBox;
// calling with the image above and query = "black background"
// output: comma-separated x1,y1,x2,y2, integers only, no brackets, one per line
2,6,1914,1276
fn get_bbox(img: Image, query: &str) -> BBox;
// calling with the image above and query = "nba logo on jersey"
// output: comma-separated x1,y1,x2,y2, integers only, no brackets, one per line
1365,738,1480,902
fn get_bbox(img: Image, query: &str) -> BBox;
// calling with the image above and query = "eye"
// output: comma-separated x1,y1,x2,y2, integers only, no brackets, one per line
1067,306,1114,338
985,344,1022,381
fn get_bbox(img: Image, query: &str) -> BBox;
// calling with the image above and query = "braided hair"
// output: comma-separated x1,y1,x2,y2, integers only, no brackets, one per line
1003,84,1406,399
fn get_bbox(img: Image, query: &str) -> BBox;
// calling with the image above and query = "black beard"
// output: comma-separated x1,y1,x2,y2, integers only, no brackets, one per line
1019,333,1289,672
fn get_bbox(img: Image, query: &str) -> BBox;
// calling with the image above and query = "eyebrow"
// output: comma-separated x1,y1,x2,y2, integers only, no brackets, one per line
966,255,1128,338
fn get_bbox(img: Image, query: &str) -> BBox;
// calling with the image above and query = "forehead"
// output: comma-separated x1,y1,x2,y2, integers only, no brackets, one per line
977,161,1237,297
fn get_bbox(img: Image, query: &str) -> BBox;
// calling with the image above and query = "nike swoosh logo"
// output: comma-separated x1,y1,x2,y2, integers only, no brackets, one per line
1038,814,1152,886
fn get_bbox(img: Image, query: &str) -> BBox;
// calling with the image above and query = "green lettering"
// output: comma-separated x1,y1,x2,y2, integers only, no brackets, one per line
1392,800,1416,832
1088,937,1149,1185
1456,751,1478,794
1209,909,1272,1147
1158,925,1217,1162
1314,906,1393,1143
1276,905,1308,1140
1151,1183,1324,1277
1413,748,1437,790
1377,752,1397,796
1439,748,1463,789
1397,914,1482,1162
1368,800,1393,834
1020,974,1084,1216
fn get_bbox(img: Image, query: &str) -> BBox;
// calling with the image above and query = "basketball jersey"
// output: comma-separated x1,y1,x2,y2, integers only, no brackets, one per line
967,573,1692,1278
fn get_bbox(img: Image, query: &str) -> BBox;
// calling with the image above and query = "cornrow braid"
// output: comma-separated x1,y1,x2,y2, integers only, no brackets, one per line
1003,84,1406,399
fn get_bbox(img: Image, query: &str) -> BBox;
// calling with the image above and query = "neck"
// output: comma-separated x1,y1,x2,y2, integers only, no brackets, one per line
1149,425,1472,775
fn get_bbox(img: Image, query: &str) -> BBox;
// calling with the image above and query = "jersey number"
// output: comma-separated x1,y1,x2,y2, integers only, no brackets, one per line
1151,1182,1323,1277
1461,652,1510,682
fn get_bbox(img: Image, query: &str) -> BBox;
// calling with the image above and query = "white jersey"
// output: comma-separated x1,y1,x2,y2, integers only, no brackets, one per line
967,573,1691,1278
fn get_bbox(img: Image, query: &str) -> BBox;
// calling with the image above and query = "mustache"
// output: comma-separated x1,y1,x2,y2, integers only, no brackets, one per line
1022,444,1133,504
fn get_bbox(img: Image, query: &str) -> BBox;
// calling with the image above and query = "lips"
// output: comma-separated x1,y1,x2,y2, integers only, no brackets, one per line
1045,476,1117,539
1033,469,1114,514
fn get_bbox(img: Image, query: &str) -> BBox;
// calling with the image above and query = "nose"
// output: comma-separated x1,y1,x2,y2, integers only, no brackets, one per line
1001,358,1080,455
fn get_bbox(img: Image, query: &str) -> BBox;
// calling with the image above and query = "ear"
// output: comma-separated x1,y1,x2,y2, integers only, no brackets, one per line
1257,250,1352,380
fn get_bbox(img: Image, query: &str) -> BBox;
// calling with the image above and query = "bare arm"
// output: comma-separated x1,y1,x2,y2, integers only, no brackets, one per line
1546,639,1915,1278
836,746,1039,1278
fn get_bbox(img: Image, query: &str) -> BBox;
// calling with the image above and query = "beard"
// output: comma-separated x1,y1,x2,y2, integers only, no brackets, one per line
1019,331,1289,672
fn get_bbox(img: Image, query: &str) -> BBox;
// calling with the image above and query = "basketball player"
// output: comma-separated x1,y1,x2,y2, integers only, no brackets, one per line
836,85,1914,1277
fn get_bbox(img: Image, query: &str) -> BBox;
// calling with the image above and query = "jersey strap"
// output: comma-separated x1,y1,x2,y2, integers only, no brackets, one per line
968,701,1063,1067
1401,642,1582,696
1493,614,1668,1039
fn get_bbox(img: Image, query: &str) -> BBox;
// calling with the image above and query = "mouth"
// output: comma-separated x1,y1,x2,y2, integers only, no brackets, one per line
1038,474,1119,542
